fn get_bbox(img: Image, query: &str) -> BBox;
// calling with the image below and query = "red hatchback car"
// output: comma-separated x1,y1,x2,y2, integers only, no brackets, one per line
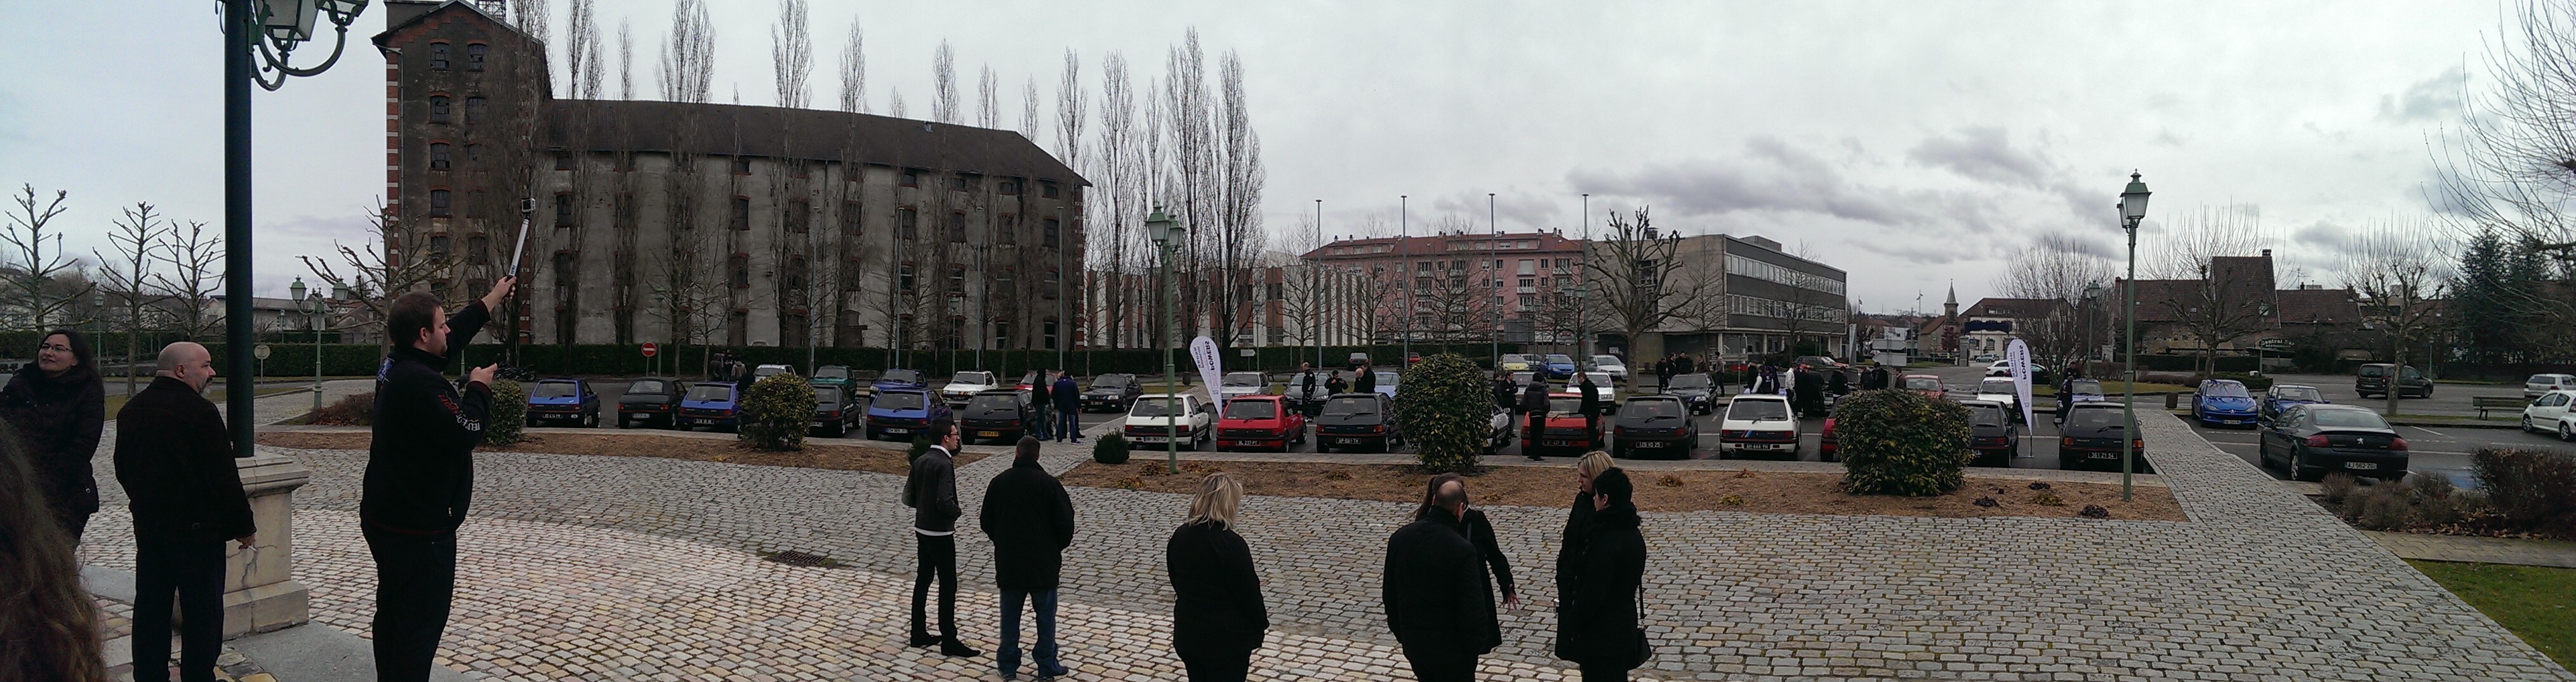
1530,393,1605,455
1216,395,1306,451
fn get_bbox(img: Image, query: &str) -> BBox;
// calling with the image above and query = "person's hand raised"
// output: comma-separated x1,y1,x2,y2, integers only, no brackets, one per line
468,363,498,387
481,276,517,310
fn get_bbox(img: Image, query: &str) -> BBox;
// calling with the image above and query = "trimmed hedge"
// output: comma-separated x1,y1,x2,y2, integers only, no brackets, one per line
737,371,815,451
1831,388,1970,497
2473,448,2576,534
1092,432,1131,464
484,380,528,445
1391,353,1490,473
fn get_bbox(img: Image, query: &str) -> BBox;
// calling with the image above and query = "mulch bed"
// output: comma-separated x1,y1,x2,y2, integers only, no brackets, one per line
255,431,980,475
1057,460,2188,521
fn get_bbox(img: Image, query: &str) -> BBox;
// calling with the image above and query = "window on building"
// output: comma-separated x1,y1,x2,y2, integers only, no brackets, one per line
429,42,450,69
898,264,916,292
1043,320,1059,350
730,197,750,231
947,212,966,242
785,257,807,291
552,251,573,283
1042,218,1060,247
947,175,971,191
901,171,919,187
1518,277,1534,288
1518,258,1534,274
995,267,1015,291
1268,281,1284,300
948,265,966,293
614,193,635,229
731,157,752,175
995,321,1011,348
428,143,451,170
1042,182,1059,199
837,201,860,235
552,154,571,171
1043,269,1059,300
997,215,1017,244
788,162,808,178
999,179,1019,195
466,43,487,70
463,97,486,124
554,193,573,227
429,189,451,215
897,208,917,239
786,201,810,233
429,234,452,261
428,96,451,123
729,254,750,288
466,235,489,264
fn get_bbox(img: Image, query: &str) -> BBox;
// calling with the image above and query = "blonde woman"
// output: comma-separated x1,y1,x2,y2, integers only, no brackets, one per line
1553,451,1616,661
1166,473,1268,681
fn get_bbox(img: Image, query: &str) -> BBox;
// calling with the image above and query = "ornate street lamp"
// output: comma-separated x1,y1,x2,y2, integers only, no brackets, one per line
2117,171,2151,502
1146,208,1187,474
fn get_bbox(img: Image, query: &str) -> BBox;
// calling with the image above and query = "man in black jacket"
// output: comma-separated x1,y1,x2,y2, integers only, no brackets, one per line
1518,381,1551,461
362,277,510,682
1578,373,1605,443
116,342,253,682
905,416,979,657
981,437,1075,680
1383,479,1501,682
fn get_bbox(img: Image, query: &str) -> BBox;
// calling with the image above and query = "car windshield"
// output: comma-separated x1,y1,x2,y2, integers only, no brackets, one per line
1511,372,1537,385
2359,366,2386,377
2313,410,2390,428
1548,397,1583,413
1377,371,1399,385
1904,377,1943,391
2202,382,2251,398
1622,399,1683,418
952,371,994,385
1967,404,2007,426
2068,379,2103,394
1580,373,1612,385
814,367,848,379
1979,379,2017,394
811,387,839,403
2273,386,2322,401
1322,396,1379,415
684,384,732,401
967,394,1019,411
873,392,926,410
754,366,786,377
533,382,578,398
1094,374,1133,388
1501,354,1530,363
1223,373,1263,387
627,379,667,394
1667,375,1711,389
2065,407,2125,430
1727,399,1791,421
1544,354,1574,364
1593,355,1622,366
882,370,921,383
1131,397,1190,417
1224,399,1277,419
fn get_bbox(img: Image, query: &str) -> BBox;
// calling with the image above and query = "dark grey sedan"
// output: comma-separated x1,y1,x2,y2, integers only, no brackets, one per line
2259,404,2408,481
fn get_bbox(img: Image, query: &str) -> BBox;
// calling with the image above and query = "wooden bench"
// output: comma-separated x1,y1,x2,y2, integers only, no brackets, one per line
2472,396,2527,420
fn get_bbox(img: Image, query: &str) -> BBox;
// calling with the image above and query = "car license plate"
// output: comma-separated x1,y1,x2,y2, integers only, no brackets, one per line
1330,437,1364,445
2345,462,2379,470
2088,451,2118,459
1736,443,1777,450
691,418,715,425
979,431,1001,438
1229,439,1265,446
882,427,909,434
1132,436,1166,443
1543,439,1579,447
811,421,827,427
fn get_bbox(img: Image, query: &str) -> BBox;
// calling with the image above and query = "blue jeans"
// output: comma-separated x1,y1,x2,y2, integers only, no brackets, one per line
1055,407,1080,441
999,589,1065,677
1030,403,1053,440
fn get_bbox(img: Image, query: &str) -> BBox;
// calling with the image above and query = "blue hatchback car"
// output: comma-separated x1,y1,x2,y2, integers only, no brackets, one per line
676,381,741,431
1541,354,1578,379
872,368,927,392
524,378,601,427
866,388,952,442
2193,380,2259,427
2259,384,2329,421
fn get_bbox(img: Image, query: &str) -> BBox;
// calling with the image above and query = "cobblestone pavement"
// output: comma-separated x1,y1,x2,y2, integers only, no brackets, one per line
71,392,2575,681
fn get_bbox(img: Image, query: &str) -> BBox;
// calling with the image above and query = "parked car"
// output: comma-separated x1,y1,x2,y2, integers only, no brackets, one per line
1819,416,1840,462
1014,370,1045,392
1541,354,1579,379
1663,373,1718,415
750,363,797,382
2355,363,2432,399
1612,396,1695,460
811,365,860,394
2061,378,2106,407
959,389,1038,444
615,377,682,428
809,383,860,438
1984,359,2050,378
1590,354,1630,380
2192,379,2259,427
1574,371,1619,404
1509,371,1541,391
1527,393,1603,455
1080,373,1142,412
1313,392,1402,453
1716,394,1799,460
675,381,742,432
2260,384,2328,422
1372,370,1401,399
872,368,927,392
2259,404,2408,481
864,388,950,441
2520,389,2576,437
1972,377,2022,422
1219,371,1269,401
1480,405,1517,454
941,370,1000,406
2057,403,2149,472
1124,392,1214,450
1960,399,2019,467
2526,373,2576,399
1795,356,1846,371
1497,354,1536,373
1216,395,1306,451
525,378,601,427
1901,374,1947,400
1347,352,1371,369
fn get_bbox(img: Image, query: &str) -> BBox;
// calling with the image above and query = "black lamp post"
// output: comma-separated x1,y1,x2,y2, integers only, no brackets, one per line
1146,208,1186,474
2117,171,2151,502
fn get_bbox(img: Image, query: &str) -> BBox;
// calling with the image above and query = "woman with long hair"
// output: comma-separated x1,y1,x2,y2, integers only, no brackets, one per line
1166,472,1268,681
1554,451,1615,660
1416,473,1518,609
0,329,107,542
1559,467,1649,680
0,419,107,682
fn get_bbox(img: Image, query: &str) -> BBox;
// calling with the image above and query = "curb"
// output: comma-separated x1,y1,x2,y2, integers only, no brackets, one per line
2387,420,2523,430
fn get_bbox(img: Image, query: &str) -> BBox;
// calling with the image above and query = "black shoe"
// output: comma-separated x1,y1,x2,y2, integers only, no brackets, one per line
910,632,939,648
941,639,983,657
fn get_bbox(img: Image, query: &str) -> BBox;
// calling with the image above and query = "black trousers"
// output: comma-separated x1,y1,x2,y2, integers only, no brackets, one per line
364,527,457,682
1579,662,1631,681
1178,650,1252,682
911,532,959,638
1400,642,1478,682
131,534,225,682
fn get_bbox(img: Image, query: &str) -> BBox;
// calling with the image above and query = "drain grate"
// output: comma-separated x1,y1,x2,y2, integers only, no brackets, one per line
760,550,842,568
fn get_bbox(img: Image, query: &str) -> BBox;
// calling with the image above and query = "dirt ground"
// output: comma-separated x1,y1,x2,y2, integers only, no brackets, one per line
255,431,980,475
1056,460,2188,521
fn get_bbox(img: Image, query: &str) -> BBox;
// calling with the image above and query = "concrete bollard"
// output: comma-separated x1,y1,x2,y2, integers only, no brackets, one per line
222,451,312,639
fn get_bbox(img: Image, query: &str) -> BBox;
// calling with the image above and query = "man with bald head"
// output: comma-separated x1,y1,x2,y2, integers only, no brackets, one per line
114,342,253,682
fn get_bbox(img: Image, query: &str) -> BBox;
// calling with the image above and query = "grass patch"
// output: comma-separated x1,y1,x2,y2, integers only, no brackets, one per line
2407,560,2576,669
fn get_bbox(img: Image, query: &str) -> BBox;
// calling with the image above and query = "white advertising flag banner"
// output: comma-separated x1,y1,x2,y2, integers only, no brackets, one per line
1189,336,1225,405
2006,338,2034,425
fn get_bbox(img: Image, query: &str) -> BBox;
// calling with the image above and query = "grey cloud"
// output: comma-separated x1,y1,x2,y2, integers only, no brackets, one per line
2292,220,2354,250
2379,65,2466,123
1908,127,2052,187
1565,135,1913,226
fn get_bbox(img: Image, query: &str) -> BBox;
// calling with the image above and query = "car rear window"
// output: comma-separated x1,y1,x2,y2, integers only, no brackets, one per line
1549,397,1583,413
1967,404,2007,425
967,394,1019,412
811,387,839,403
814,367,848,379
1224,399,1277,419
2273,386,2321,401
873,392,925,410
1979,378,2017,394
2313,410,2389,428
2064,407,2124,429
1223,372,1264,387
685,384,733,401
1904,377,1943,391
1322,396,1378,415
1667,375,1711,389
1132,397,1189,417
2068,379,2102,394
952,371,994,385
533,382,578,397
1622,399,1683,418
2359,366,2386,377
627,379,667,394
1727,399,1790,421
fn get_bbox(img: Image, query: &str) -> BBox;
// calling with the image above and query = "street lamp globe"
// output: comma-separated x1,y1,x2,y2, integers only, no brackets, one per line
2120,171,2151,224
289,277,307,305
1145,208,1183,248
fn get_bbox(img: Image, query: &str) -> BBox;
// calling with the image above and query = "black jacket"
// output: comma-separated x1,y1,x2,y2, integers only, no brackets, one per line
1553,490,1597,659
980,460,1076,591
905,446,962,533
1030,377,1051,406
360,299,493,534
1558,503,1647,667
0,363,105,519
1382,513,1501,655
1492,378,1517,411
1354,369,1378,394
1579,382,1602,417
1519,383,1550,414
1461,508,1516,599
1168,519,1269,656
113,376,253,542
1827,371,1850,396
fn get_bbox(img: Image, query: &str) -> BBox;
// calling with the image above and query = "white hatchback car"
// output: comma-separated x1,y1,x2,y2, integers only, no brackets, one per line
1716,394,1800,459
2522,389,2576,439
940,370,998,406
2527,374,2576,400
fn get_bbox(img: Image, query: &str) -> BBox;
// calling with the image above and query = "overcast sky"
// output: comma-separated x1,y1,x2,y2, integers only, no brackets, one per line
0,1,2496,315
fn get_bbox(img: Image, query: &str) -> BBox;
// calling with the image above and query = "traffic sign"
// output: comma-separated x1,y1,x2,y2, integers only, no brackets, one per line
252,344,271,360
641,342,659,358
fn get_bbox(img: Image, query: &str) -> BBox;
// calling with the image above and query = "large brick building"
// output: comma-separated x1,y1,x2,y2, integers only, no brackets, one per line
375,1,1084,352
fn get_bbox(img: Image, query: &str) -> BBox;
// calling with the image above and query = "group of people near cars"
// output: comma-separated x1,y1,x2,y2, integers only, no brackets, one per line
903,431,1650,681
1284,361,1378,413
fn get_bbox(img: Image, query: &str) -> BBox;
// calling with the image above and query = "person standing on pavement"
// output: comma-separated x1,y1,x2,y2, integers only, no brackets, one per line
1519,380,1551,461
1555,451,1615,664
905,415,981,657
116,342,253,682
1420,474,1518,611
0,329,106,542
1167,472,1268,682
983,436,1075,680
1354,361,1378,395
1294,363,1320,413
1492,371,1516,412
1652,356,1671,389
1577,373,1604,445
1383,478,1503,682
1326,370,1348,397
1558,468,1649,681
0,421,105,682
1827,368,1851,401
1676,354,1696,378
1052,371,1083,443
361,277,512,682
1028,370,1054,441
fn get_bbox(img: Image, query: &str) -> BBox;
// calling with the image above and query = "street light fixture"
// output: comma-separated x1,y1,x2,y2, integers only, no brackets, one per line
1146,208,1186,474
2116,171,2151,502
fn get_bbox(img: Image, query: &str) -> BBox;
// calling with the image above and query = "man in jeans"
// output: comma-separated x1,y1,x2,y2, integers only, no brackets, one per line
905,417,980,657
1051,371,1082,443
982,436,1077,680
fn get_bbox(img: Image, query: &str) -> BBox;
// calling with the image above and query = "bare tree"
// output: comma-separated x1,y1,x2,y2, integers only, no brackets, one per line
152,218,223,342
657,0,715,104
3,185,89,331
1020,76,1040,142
1993,232,2111,369
566,0,600,98
2427,1,2576,338
836,18,866,113
512,0,552,83
95,203,168,392
1583,206,1692,394
298,206,451,349
1090,51,1132,347
889,87,907,119
976,65,1000,129
617,19,634,100
2149,204,2274,374
770,0,811,109
2343,217,2452,415
932,41,958,123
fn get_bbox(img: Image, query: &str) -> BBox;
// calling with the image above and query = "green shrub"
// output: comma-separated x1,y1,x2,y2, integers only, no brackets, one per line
2472,448,2576,533
484,380,527,445
909,434,935,464
1390,354,1492,473
309,392,375,426
738,373,816,451
1831,388,1970,497
1093,432,1131,464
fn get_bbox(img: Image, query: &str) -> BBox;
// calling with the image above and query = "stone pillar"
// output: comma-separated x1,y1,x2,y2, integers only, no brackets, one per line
222,451,312,639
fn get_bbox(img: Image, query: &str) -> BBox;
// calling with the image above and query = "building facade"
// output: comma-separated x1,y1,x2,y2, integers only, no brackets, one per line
1301,231,1590,344
1648,234,1850,362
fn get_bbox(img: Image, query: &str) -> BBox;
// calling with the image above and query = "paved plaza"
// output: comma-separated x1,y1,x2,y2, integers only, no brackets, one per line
79,389,2576,681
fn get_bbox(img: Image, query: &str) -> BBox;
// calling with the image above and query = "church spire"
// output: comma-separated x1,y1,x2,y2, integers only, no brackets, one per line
1943,281,1958,320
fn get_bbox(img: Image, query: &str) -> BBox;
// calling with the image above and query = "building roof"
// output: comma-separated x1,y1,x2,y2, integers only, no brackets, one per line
1963,297,2066,320
2276,287,2361,325
540,100,1087,186
1302,231,1583,261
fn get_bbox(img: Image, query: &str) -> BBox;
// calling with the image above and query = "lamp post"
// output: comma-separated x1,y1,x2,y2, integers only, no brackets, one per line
1313,199,1323,370
290,277,315,411
1400,195,1411,368
1580,192,1590,359
1488,192,1499,367
2083,281,2101,372
1148,208,1186,474
225,0,369,459
2117,171,2151,502
308,293,324,412
92,291,105,371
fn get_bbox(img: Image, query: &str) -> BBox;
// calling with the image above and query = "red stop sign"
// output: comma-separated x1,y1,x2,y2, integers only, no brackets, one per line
641,342,659,358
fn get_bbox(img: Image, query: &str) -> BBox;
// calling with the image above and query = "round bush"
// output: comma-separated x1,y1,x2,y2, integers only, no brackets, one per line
1391,353,1491,473
484,380,528,446
1093,432,1131,464
738,373,816,451
1831,388,1970,497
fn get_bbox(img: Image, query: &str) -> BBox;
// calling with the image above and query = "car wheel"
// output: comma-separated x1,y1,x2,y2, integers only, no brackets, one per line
2289,450,2321,482
584,412,599,428
2561,422,2573,442
2525,416,2536,433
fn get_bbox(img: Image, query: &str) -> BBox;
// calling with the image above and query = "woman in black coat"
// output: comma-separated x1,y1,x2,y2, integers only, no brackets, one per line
1554,451,1615,661
1167,472,1267,681
1420,474,1518,608
1560,467,1648,680
0,329,106,542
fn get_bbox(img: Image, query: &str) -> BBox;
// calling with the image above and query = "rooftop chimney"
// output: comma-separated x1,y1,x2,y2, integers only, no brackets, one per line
2261,248,2272,258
